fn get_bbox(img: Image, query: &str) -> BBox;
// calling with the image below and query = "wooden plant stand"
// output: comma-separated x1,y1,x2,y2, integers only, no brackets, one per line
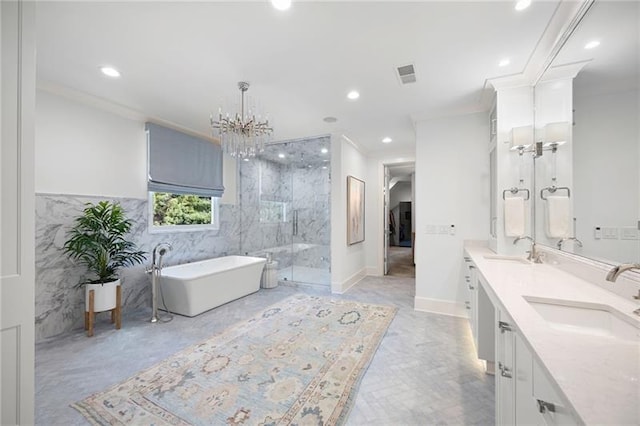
84,285,122,337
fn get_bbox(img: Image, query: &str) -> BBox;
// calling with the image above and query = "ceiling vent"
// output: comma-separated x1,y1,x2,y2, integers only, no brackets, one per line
396,64,416,84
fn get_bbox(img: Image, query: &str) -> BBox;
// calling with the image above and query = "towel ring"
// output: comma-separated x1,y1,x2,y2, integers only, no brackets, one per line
502,187,530,201
540,186,570,200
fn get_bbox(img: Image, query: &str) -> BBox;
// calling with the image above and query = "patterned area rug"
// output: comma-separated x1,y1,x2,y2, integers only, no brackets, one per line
72,294,397,425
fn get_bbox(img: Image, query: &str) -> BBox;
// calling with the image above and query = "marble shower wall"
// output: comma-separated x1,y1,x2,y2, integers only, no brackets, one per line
239,135,331,276
35,194,240,341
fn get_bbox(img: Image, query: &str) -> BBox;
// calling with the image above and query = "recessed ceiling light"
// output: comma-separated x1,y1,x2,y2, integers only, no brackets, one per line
323,116,338,123
278,153,286,158
321,148,328,154
270,0,291,11
515,0,531,11
498,58,510,67
347,90,360,100
243,158,250,162
584,40,600,49
322,166,327,169
100,66,121,78
382,137,392,144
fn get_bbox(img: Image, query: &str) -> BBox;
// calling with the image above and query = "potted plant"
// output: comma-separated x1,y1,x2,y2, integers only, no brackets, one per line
63,201,146,317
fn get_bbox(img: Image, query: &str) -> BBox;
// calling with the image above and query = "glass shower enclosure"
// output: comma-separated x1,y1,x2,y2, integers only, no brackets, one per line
239,136,331,286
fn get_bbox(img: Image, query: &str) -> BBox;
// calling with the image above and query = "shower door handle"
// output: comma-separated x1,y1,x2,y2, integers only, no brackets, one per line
293,210,299,236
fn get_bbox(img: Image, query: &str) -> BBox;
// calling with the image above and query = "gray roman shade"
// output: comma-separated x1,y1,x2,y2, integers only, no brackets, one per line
147,122,224,197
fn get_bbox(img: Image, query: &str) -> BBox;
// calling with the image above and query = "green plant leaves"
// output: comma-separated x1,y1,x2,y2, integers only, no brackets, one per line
63,201,146,285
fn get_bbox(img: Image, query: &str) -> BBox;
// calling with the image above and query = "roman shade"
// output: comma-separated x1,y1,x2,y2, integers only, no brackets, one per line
147,122,224,197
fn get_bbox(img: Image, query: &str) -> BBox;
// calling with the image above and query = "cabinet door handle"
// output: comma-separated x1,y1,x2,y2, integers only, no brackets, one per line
537,399,556,414
468,285,475,290
469,265,476,270
498,362,512,378
498,321,512,333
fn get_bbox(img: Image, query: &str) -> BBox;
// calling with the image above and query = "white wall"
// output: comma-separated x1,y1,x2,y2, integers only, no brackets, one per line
330,135,368,293
35,90,147,198
414,112,489,317
35,90,238,203
390,181,411,210
573,88,639,262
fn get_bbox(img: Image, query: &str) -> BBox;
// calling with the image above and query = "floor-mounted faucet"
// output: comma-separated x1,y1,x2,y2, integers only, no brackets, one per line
149,242,173,322
557,237,583,251
605,263,640,282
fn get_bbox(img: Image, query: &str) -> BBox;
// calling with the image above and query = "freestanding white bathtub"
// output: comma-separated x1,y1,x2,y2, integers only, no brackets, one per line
159,256,266,317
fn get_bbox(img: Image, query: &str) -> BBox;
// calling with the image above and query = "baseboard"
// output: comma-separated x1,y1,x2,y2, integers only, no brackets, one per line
414,296,467,318
366,266,380,276
332,268,367,294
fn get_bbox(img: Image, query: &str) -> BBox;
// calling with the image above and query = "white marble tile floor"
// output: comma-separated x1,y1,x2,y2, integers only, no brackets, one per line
35,275,494,425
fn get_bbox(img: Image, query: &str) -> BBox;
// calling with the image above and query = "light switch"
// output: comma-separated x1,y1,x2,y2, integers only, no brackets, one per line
620,227,640,240
602,227,618,239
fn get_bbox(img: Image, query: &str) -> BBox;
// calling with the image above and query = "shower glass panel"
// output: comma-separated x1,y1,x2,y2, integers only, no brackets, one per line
239,136,331,287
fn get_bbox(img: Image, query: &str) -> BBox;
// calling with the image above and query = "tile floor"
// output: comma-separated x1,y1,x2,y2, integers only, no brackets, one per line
35,275,494,425
387,246,416,278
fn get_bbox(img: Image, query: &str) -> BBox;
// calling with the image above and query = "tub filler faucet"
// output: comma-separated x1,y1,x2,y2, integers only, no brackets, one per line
149,242,173,323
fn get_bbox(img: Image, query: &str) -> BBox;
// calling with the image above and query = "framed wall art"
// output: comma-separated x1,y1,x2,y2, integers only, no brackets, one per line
347,175,365,245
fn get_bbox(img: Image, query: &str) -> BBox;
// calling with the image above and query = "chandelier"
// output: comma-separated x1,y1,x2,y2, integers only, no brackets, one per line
210,81,273,159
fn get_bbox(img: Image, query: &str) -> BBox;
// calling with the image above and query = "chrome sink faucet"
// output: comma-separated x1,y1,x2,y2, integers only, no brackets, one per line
557,237,583,251
605,263,640,282
513,236,543,263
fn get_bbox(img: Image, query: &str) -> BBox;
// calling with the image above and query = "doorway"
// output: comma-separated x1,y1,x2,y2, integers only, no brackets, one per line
384,163,415,278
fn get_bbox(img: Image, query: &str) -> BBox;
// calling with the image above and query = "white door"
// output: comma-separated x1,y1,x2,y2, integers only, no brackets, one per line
383,166,390,275
1,1,36,424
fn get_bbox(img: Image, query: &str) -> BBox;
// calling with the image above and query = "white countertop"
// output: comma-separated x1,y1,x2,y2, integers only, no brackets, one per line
464,244,640,425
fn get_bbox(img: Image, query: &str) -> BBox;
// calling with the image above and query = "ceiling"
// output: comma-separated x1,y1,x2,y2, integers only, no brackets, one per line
35,1,562,154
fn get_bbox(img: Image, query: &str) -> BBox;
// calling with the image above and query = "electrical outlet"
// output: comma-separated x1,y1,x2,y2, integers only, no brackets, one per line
438,225,449,235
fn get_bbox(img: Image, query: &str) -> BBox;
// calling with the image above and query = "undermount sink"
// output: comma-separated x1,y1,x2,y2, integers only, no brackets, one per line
483,255,530,265
524,296,640,341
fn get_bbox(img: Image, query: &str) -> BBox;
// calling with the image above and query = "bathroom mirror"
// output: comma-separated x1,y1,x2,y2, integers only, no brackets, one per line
533,0,639,264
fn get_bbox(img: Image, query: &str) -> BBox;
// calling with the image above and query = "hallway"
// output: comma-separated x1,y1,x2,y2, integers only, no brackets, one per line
387,246,415,278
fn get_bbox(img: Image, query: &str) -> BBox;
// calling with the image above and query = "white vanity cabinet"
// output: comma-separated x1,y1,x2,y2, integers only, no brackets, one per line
495,304,578,426
463,257,495,370
463,256,478,336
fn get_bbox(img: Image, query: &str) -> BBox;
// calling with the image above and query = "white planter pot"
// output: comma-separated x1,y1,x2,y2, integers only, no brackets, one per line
85,279,120,312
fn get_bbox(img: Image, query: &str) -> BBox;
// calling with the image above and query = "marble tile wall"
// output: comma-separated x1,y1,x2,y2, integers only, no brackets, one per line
239,136,331,280
35,194,240,341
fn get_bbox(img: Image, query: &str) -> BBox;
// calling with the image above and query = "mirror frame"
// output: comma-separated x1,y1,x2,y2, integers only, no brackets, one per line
531,0,639,270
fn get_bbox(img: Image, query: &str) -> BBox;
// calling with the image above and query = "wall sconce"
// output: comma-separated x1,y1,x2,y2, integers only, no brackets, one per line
509,125,534,156
543,121,569,152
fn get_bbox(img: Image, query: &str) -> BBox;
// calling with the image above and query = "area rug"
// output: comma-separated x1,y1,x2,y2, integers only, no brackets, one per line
72,294,397,425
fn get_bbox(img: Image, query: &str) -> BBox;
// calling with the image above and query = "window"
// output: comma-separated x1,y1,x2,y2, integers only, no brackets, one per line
146,122,224,232
150,192,219,232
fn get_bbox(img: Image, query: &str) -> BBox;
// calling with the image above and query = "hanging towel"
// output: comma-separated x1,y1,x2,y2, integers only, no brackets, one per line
545,195,571,238
504,197,525,237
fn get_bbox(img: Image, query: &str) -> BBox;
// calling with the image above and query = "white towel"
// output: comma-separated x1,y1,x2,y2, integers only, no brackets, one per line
504,197,525,237
545,195,571,238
